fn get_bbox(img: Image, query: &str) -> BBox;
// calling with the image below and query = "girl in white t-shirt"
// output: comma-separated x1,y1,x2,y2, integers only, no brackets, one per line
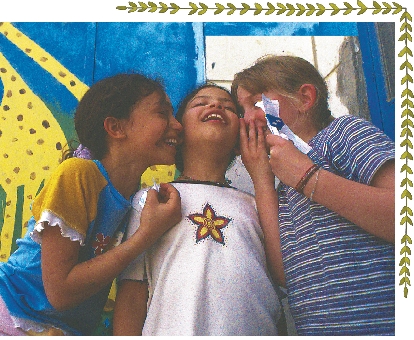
113,84,284,336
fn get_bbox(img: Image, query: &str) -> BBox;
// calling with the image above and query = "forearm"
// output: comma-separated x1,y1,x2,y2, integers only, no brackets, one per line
266,130,395,243
253,179,286,287
65,239,146,303
42,226,152,310
302,168,395,243
113,280,148,335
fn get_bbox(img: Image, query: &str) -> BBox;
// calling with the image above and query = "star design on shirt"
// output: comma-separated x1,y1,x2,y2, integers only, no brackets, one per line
188,203,231,244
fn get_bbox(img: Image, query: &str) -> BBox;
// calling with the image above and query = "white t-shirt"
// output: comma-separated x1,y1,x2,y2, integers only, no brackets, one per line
120,182,281,336
226,155,280,195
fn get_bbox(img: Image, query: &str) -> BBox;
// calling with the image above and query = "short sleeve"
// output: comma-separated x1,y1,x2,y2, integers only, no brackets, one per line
31,211,85,245
327,116,395,184
31,158,108,238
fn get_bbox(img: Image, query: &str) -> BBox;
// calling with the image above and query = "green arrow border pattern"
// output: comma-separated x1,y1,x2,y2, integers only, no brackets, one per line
116,1,411,299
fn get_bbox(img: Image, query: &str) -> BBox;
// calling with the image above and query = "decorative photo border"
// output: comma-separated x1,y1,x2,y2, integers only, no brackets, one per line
0,1,410,334
116,1,406,16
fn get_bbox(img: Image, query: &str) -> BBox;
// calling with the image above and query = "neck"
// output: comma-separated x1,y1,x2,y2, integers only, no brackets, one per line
179,160,230,185
290,120,319,143
178,173,231,186
179,169,228,185
291,112,334,142
296,129,318,143
101,155,146,199
180,144,233,183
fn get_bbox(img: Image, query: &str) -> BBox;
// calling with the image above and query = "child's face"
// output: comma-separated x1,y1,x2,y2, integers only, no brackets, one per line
237,86,299,129
181,87,239,149
122,91,182,166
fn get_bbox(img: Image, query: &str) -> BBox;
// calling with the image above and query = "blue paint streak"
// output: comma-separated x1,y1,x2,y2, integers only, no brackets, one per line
204,22,358,36
0,77,3,105
0,36,77,115
192,22,206,85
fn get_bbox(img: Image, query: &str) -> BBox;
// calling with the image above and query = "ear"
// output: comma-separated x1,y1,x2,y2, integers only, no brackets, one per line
103,117,126,139
297,84,317,112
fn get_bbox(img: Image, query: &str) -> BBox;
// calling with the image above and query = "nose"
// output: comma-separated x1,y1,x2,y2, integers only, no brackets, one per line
244,106,267,128
209,99,223,110
170,115,183,132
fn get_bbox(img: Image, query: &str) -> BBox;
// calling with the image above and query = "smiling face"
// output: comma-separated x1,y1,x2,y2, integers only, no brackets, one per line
174,86,240,172
182,86,239,144
121,91,183,167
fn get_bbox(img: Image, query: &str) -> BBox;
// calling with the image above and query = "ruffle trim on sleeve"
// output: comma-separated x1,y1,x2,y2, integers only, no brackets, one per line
9,314,69,336
31,210,86,246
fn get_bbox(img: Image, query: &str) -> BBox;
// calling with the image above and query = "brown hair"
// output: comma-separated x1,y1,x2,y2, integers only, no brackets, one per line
64,73,166,160
231,55,331,130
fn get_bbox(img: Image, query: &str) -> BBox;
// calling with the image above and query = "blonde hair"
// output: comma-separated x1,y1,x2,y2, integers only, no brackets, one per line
231,55,331,130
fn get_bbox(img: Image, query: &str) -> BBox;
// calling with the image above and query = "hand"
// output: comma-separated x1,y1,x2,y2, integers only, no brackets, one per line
266,134,314,188
240,119,274,186
134,183,182,246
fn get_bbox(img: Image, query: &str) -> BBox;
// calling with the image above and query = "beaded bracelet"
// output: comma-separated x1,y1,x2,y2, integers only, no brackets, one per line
294,164,320,194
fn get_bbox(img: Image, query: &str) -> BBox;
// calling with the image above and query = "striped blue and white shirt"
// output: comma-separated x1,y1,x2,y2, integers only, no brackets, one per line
278,115,395,336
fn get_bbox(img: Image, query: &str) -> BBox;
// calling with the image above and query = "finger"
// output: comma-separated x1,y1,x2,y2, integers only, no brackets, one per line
156,186,169,204
269,142,282,164
248,120,257,147
239,118,249,150
269,146,276,158
145,188,159,204
158,183,172,200
159,183,181,204
257,123,265,149
266,133,281,147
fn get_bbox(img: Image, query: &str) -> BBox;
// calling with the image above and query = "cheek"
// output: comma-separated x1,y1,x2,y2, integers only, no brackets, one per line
147,120,169,140
278,101,296,123
181,113,200,131
181,120,194,133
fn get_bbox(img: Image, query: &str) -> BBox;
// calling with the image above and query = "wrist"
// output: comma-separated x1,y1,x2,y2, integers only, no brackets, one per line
294,164,319,194
302,168,321,200
251,171,275,187
130,225,152,249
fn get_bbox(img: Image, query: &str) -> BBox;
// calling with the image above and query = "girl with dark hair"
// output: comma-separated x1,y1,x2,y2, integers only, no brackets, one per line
113,84,283,336
0,73,183,335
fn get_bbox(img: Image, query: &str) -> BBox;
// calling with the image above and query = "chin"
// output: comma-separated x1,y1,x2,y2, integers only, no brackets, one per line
157,154,176,166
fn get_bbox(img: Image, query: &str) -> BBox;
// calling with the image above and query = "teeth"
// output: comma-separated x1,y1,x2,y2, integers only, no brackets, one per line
165,138,177,146
203,113,224,122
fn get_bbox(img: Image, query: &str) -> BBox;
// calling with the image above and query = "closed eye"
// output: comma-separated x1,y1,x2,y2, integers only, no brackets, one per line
225,106,237,113
192,100,208,107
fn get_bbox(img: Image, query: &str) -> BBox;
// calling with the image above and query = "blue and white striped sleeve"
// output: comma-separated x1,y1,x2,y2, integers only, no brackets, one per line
327,116,394,185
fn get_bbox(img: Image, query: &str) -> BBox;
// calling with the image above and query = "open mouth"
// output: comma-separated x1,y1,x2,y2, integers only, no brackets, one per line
201,112,225,123
165,138,179,147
